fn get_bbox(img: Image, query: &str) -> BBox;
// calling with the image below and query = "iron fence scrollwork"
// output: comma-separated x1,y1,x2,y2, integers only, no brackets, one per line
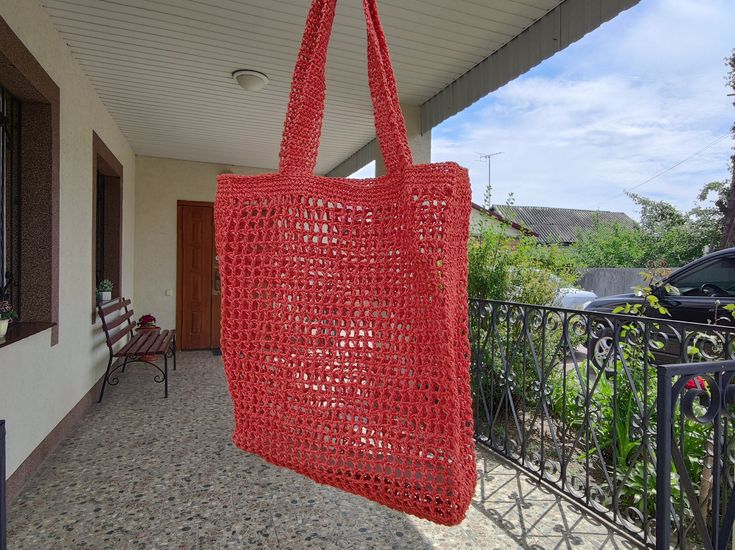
469,298,735,549
656,361,735,550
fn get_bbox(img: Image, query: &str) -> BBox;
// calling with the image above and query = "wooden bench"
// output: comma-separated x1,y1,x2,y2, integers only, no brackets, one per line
97,297,176,402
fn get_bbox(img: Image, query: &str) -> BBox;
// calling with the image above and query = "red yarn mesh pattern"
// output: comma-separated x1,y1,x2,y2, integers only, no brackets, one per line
214,0,476,526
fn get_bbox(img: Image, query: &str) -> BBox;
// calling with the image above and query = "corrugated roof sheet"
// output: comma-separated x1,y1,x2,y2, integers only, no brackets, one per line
491,205,637,244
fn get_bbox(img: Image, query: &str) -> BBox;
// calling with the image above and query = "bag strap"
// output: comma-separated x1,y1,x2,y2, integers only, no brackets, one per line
279,0,413,176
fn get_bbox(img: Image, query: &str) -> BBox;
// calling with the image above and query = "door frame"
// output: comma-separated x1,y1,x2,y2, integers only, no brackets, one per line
176,200,214,347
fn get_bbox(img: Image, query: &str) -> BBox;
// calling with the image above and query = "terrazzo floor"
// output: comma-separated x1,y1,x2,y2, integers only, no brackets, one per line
7,351,634,549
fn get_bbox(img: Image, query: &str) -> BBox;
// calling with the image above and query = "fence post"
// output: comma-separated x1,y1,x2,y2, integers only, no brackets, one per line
655,368,672,550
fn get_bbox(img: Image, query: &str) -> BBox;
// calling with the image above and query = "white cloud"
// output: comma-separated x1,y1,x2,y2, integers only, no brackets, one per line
432,0,734,219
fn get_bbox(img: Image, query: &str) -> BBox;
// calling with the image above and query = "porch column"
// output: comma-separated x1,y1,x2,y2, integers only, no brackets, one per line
375,103,430,176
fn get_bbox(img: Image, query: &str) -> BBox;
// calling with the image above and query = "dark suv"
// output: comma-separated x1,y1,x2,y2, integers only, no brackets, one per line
584,247,735,364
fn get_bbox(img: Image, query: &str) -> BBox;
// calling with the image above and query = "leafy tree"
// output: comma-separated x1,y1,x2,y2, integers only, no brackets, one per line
628,192,685,236
631,188,728,265
719,49,735,247
574,182,728,268
691,181,729,250
572,219,645,268
628,192,715,266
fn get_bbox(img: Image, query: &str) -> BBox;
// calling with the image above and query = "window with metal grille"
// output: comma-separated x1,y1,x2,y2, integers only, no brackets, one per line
93,135,123,304
0,84,21,316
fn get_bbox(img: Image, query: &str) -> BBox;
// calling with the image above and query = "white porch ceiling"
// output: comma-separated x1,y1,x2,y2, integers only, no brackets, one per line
41,0,626,173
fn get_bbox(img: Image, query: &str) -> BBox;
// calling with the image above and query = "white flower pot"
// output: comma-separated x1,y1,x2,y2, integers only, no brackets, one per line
0,318,8,339
98,291,112,302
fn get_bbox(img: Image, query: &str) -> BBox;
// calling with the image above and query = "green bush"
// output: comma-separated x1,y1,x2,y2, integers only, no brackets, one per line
468,225,577,305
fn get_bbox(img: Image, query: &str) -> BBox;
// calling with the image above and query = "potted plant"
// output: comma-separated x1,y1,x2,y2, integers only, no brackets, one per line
97,279,113,302
137,314,159,361
0,300,18,339
137,314,158,330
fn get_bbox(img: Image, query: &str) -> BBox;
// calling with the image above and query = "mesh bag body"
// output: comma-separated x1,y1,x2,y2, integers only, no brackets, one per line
215,0,476,526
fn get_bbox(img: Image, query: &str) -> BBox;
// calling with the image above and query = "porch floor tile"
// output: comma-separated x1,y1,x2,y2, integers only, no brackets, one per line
7,351,630,549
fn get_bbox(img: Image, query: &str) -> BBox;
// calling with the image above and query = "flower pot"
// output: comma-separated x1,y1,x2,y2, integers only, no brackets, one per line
98,291,112,302
0,318,8,339
137,326,160,362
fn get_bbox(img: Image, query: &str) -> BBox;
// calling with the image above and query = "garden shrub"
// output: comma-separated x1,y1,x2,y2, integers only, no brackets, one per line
468,225,577,305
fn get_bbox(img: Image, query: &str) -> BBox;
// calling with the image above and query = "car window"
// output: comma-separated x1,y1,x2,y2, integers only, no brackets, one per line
670,257,735,295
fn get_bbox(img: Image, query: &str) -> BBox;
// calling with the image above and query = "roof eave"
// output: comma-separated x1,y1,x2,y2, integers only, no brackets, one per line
327,0,640,176
471,202,538,237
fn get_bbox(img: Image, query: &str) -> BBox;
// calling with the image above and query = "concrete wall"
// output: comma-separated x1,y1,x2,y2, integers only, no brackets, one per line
0,0,136,477
134,156,270,330
579,268,675,297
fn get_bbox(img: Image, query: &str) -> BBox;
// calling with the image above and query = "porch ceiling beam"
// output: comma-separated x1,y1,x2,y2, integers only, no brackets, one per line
327,0,640,177
326,139,376,178
420,0,640,133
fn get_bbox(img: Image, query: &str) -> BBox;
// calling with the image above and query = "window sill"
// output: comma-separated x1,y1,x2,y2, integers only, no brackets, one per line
0,321,55,350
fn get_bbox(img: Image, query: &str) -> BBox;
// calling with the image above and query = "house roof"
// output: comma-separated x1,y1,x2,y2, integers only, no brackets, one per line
471,203,537,236
490,205,637,244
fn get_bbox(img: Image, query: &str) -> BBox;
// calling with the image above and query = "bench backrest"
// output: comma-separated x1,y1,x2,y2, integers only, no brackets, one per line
97,297,135,350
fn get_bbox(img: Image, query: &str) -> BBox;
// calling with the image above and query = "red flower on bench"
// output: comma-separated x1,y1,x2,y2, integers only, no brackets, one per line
137,314,158,330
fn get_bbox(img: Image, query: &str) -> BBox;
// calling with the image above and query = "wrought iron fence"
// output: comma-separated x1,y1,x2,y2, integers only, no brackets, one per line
656,360,735,550
469,299,735,549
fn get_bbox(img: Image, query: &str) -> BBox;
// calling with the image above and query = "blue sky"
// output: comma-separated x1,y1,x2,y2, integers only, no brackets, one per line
355,0,734,219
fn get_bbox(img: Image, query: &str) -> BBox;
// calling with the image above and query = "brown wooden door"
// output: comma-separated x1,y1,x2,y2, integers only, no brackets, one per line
211,233,222,350
177,203,214,350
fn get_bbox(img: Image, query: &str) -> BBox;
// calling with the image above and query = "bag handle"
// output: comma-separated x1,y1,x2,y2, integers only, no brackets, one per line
278,0,413,176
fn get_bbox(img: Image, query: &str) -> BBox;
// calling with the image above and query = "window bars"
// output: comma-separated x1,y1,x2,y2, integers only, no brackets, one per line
95,172,105,290
0,84,21,314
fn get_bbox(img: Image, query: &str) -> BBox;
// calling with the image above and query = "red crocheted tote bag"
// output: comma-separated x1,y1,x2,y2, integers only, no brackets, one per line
214,0,476,526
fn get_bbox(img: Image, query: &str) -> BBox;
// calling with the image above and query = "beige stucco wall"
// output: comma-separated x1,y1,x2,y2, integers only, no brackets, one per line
0,0,136,476
134,156,270,330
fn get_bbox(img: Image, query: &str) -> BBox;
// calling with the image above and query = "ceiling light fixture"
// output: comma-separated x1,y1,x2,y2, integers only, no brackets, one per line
232,70,269,92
